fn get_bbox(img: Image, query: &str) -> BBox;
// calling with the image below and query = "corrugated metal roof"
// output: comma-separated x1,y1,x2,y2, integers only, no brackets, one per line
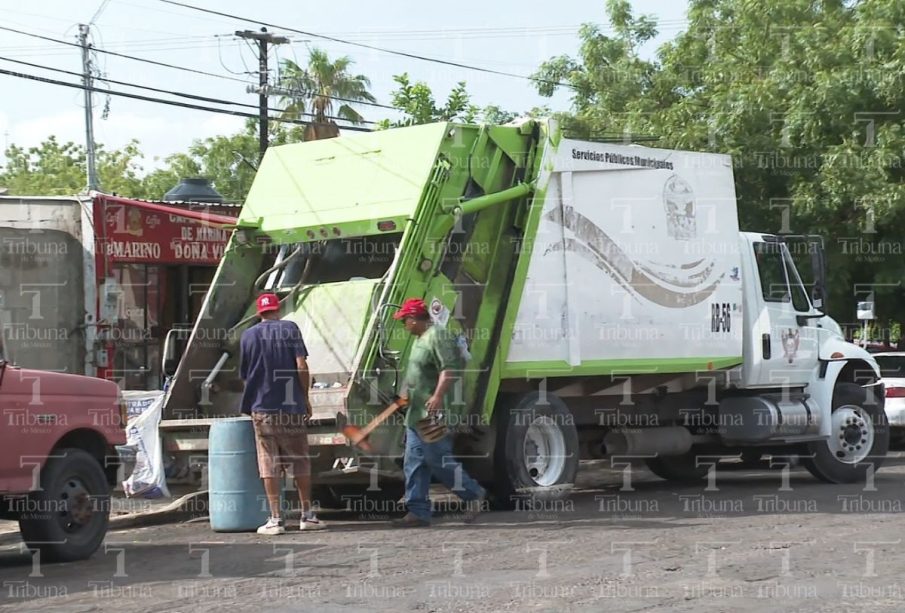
0,193,243,208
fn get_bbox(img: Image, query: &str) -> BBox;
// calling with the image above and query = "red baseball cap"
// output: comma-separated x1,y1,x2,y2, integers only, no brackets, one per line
256,293,280,314
392,298,428,320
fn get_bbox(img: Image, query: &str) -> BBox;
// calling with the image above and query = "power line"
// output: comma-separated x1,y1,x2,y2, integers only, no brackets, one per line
0,24,397,111
0,66,372,131
0,34,233,53
89,0,113,25
217,35,253,75
0,56,377,125
0,24,250,84
159,0,575,90
0,40,247,58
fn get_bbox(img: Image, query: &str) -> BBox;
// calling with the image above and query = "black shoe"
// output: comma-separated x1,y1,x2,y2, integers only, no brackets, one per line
462,495,486,524
391,512,430,528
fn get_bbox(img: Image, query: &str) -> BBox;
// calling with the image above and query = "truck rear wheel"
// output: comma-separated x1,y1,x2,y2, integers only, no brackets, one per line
491,392,579,508
18,448,110,562
802,382,889,484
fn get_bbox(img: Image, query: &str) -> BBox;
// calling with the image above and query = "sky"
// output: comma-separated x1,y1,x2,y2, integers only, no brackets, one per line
0,0,689,185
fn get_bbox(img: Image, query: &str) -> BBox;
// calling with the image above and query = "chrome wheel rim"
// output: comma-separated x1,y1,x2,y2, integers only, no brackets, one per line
828,405,874,464
523,416,566,486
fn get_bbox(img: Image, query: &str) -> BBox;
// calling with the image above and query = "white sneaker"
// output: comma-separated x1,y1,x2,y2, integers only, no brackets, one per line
257,517,285,535
300,514,326,531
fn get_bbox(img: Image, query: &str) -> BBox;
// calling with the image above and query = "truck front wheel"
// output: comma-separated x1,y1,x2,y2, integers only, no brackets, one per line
802,382,889,484
491,392,579,508
18,448,111,562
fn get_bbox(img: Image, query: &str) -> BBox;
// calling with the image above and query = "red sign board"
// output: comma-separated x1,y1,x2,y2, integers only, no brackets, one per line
94,195,238,266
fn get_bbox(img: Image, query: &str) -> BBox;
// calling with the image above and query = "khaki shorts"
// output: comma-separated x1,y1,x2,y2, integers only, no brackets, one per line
251,411,311,478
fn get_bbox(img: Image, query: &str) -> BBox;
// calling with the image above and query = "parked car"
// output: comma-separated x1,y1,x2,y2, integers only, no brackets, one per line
0,355,126,562
872,352,905,444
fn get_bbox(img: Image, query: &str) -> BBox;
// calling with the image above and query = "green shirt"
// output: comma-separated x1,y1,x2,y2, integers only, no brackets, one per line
403,325,464,428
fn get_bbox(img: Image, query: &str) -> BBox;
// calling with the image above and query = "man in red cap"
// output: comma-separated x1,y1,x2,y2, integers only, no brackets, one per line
391,297,486,527
239,292,325,535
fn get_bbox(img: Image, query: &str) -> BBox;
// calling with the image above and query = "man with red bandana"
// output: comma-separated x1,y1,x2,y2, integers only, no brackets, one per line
390,297,486,527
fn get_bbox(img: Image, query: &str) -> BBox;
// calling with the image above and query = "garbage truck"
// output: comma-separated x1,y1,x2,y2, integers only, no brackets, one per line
160,118,887,503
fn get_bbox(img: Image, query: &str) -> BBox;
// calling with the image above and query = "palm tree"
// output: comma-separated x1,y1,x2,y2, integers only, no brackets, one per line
278,48,376,141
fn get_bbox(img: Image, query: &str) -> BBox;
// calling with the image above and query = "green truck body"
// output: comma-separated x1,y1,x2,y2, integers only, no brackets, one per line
162,119,887,500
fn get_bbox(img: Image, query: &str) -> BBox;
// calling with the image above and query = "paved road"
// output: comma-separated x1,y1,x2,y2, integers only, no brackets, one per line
3,457,905,612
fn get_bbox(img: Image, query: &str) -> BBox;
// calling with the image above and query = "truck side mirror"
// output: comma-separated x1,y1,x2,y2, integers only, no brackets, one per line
162,327,191,378
376,303,402,363
808,238,828,312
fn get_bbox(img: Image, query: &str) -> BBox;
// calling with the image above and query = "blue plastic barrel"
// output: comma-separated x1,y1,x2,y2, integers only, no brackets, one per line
209,417,272,531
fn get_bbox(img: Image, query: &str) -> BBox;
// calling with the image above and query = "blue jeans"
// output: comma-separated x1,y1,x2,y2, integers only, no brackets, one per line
403,427,485,521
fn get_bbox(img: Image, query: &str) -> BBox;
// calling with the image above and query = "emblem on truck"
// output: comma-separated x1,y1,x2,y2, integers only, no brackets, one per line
781,328,800,363
663,175,696,240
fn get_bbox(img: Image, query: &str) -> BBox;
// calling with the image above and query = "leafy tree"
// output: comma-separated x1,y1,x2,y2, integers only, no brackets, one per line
0,118,304,203
0,136,145,197
377,73,475,128
142,118,263,202
377,74,543,128
533,0,905,336
277,48,376,141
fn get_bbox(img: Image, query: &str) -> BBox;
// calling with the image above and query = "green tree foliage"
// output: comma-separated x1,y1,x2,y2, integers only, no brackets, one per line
142,118,265,202
0,136,145,197
377,73,475,128
278,48,376,141
377,74,546,128
533,0,905,336
0,118,286,203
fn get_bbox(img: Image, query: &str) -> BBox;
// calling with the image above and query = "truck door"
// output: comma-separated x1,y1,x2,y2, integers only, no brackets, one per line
748,238,819,388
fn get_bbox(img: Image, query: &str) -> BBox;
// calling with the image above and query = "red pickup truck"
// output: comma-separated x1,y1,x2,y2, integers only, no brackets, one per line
0,361,125,561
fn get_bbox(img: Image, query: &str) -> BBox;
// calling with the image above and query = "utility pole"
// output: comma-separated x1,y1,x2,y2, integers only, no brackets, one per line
235,28,288,161
78,23,99,192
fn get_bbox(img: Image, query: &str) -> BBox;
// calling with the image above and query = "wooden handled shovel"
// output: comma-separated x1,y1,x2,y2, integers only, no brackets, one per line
342,397,408,453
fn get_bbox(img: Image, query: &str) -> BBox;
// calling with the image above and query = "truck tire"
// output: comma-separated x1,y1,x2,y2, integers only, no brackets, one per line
18,448,110,562
802,382,889,484
645,450,710,483
491,392,579,508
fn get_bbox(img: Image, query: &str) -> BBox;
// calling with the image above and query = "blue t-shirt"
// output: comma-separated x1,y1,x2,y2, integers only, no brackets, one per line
239,319,309,414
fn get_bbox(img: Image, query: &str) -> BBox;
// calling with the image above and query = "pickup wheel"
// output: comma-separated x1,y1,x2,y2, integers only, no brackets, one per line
645,450,710,483
18,448,111,562
802,382,889,484
490,392,579,509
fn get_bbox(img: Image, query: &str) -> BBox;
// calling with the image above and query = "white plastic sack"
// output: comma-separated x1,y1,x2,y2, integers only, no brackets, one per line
122,392,171,499
428,297,472,361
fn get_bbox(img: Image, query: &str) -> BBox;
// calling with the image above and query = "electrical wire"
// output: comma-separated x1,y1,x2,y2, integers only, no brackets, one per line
89,0,113,25
0,66,372,131
0,24,250,83
0,55,378,124
0,24,397,110
159,0,575,90
217,34,253,75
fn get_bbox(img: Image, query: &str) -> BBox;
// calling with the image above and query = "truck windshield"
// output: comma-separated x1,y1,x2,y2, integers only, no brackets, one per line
274,233,401,288
753,241,811,312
